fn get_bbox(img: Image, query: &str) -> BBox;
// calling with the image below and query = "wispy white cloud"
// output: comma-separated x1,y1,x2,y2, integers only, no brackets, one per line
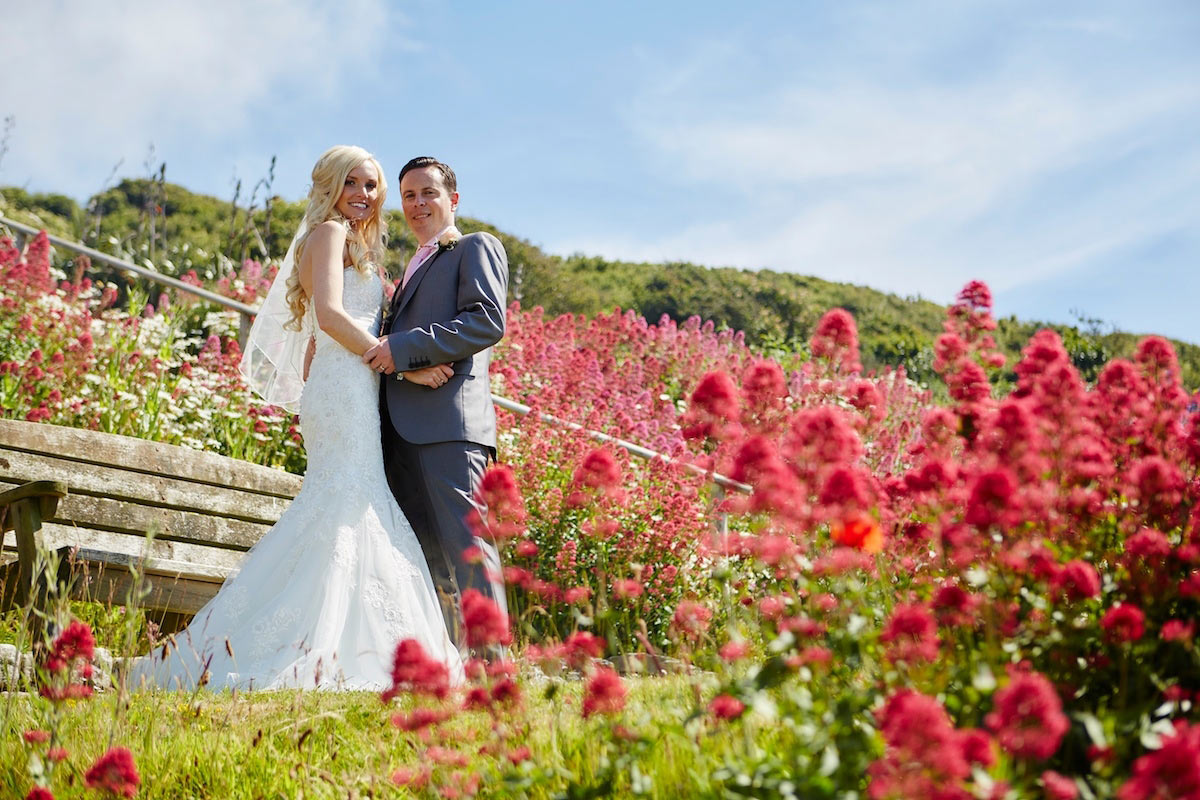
0,0,393,195
548,6,1200,328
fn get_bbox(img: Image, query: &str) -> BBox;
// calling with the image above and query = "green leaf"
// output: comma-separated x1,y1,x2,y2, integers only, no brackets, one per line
1074,711,1107,747
753,656,791,691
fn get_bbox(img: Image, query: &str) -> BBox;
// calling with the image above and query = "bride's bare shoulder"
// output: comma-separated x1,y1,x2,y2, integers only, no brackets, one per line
307,220,348,246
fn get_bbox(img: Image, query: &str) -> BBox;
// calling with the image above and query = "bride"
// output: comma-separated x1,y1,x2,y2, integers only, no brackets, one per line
132,146,463,690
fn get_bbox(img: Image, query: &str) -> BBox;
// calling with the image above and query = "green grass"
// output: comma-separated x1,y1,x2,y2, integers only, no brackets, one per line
1,670,798,799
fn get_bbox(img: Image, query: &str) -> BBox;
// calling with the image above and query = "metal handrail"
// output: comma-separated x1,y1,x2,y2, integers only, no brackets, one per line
0,215,256,343
491,395,750,493
3,217,750,495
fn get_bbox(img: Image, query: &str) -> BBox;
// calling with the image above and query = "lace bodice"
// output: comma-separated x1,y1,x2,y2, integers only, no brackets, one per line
301,266,385,488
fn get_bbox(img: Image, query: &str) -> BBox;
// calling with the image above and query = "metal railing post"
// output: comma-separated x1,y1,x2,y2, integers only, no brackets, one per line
238,312,254,349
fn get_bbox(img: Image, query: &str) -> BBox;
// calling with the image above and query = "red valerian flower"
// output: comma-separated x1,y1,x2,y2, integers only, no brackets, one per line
1052,560,1101,602
25,787,55,800
390,766,432,789
1129,456,1185,525
797,645,833,666
1135,334,1183,387
490,677,522,707
956,279,994,313
463,686,492,710
783,406,864,473
22,729,50,743
461,589,512,649
424,745,470,767
868,689,971,800
848,379,886,424
985,670,1069,760
1101,603,1146,644
709,694,747,720
391,707,449,731
382,639,450,700
810,308,862,374
1161,619,1195,642
947,360,993,404
1042,770,1079,800
758,595,787,619
959,729,995,767
819,466,873,512
612,578,644,599
563,586,592,604
582,666,627,718
1116,720,1200,800
1125,528,1172,563
931,584,981,628
502,566,531,588
718,640,751,661
84,747,141,798
964,468,1019,530
682,371,742,441
880,603,940,663
671,600,713,639
730,435,804,518
570,448,624,498
740,359,788,428
562,631,605,671
471,464,527,541
43,619,95,674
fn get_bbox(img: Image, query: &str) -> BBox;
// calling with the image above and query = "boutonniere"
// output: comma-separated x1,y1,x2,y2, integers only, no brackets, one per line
437,227,463,251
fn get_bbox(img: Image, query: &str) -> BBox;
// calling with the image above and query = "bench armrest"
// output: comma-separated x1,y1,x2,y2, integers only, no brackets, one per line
0,480,67,534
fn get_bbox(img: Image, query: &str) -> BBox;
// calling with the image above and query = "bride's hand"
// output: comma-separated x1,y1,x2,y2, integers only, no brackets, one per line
403,364,455,388
302,336,316,381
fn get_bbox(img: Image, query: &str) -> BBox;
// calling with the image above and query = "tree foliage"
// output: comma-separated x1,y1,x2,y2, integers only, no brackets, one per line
3,179,1197,388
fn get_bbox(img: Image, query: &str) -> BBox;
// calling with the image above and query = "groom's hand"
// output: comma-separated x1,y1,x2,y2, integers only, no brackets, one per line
363,337,396,374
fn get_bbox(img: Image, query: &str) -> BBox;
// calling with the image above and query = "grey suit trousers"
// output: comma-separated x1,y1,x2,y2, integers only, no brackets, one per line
380,399,507,653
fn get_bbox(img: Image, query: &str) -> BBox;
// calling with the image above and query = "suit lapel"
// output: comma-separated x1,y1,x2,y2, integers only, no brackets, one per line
396,245,448,316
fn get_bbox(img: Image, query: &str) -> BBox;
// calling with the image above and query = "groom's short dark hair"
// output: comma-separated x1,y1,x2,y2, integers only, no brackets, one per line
399,157,457,194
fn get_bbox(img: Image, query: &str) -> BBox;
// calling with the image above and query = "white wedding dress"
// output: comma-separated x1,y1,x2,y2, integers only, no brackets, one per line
132,266,462,691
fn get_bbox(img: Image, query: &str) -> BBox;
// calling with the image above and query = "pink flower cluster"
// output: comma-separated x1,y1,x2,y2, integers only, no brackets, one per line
19,618,142,799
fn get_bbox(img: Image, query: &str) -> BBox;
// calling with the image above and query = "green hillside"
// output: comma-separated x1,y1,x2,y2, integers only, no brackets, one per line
3,179,1197,389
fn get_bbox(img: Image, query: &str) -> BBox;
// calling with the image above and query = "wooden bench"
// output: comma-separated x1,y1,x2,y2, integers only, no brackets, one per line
0,419,302,633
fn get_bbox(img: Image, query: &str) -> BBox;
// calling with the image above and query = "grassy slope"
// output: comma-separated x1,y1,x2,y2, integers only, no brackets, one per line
2,673,788,799
4,180,1197,388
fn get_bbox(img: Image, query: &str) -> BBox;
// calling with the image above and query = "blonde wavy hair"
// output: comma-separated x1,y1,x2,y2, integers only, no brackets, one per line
284,145,388,330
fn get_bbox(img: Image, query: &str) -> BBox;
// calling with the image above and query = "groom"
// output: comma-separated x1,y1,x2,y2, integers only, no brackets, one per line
363,156,509,655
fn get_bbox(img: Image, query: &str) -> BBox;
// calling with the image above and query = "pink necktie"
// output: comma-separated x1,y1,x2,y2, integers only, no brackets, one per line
402,243,438,289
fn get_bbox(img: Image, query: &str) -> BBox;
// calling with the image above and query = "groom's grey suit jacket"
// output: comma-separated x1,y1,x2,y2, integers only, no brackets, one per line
381,231,507,445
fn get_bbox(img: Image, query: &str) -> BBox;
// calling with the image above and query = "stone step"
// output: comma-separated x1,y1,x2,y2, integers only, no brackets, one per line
0,642,117,692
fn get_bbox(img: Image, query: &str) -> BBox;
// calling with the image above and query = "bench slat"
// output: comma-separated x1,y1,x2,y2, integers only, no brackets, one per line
49,494,269,551
3,525,245,578
70,547,233,583
0,419,302,498
65,561,222,616
0,453,295,524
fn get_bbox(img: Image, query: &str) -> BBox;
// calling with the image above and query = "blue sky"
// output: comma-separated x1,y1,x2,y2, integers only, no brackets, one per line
4,0,1198,343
